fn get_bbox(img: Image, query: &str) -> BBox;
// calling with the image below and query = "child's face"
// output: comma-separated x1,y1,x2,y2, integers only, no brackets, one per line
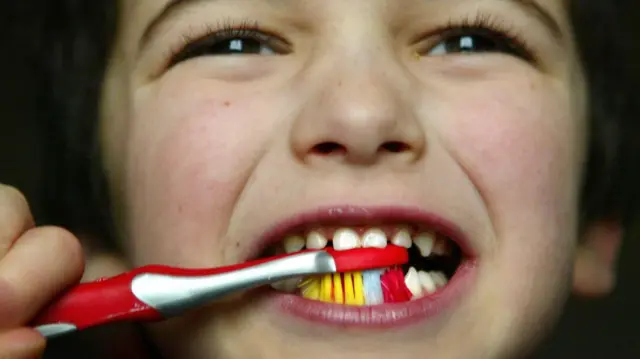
96,0,616,358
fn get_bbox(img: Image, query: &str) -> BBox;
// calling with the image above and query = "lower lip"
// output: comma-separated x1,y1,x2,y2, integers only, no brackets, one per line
267,259,477,328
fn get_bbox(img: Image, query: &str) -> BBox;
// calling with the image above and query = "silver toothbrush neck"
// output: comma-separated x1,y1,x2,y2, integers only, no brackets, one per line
131,250,337,317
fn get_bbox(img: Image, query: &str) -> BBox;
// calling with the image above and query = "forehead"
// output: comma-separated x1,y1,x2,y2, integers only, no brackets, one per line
119,0,569,38
124,0,566,13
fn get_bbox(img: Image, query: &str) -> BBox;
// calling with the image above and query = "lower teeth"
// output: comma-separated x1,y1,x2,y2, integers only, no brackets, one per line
271,266,450,306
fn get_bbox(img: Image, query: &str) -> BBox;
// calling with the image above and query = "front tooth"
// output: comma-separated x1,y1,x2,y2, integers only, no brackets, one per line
284,235,305,253
418,271,438,294
430,271,448,288
404,267,424,298
413,232,435,256
391,229,412,248
306,231,328,249
362,229,387,248
333,228,360,250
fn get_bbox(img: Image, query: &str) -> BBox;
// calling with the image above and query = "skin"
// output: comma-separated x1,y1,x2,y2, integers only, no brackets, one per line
71,0,621,358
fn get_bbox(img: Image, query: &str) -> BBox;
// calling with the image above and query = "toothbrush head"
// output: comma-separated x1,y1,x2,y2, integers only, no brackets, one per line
324,245,409,273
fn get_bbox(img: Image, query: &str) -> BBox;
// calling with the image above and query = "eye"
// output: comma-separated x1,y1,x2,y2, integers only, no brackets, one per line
422,27,532,60
170,27,290,66
206,38,276,55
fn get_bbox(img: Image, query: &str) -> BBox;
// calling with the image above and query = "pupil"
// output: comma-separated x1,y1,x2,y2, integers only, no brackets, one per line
448,35,495,53
215,39,262,54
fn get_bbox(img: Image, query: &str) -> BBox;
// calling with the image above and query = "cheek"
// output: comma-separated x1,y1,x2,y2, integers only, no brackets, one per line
441,76,582,238
439,75,583,336
121,79,274,266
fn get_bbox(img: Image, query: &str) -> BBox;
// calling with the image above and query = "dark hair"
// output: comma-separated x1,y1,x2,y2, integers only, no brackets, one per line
34,0,640,243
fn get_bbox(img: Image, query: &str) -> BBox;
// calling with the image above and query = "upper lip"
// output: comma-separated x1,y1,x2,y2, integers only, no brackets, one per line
245,205,474,261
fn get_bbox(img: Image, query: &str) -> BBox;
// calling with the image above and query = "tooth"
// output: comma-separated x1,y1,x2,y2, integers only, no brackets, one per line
333,228,360,251
271,281,286,291
284,235,305,253
418,271,438,294
430,271,448,288
432,237,449,255
391,229,412,248
270,278,301,292
306,231,328,249
413,232,435,256
404,267,423,298
362,229,387,248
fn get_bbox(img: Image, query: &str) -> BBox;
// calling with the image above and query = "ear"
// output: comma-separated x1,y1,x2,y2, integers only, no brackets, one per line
572,220,623,297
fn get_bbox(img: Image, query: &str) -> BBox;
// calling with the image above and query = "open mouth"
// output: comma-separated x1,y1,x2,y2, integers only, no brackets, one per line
262,225,465,305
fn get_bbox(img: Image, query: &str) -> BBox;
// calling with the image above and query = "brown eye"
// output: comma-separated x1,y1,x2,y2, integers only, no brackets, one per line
170,28,290,66
423,27,533,61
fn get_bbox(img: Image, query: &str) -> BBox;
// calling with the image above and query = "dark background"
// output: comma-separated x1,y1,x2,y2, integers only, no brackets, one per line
1,4,638,359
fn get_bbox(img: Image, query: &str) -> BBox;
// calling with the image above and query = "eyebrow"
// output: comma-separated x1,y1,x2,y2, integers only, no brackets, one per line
139,0,563,53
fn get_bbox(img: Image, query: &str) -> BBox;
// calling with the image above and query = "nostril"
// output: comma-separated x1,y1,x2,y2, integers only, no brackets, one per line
312,142,347,155
380,141,411,153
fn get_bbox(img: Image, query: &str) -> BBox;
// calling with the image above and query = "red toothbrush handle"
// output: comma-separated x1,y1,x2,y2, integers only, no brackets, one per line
31,259,289,332
32,270,163,331
32,247,409,334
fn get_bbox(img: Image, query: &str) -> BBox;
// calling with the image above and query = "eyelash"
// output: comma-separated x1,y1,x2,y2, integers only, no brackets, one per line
432,13,536,62
166,19,284,67
165,13,536,69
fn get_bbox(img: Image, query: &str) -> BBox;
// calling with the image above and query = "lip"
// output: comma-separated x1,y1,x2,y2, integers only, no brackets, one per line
246,205,476,261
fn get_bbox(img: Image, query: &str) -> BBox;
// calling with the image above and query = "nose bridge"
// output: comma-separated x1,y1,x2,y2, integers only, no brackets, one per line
320,19,403,121
327,52,402,128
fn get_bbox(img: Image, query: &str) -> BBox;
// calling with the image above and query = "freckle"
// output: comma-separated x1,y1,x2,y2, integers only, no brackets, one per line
235,242,240,248
224,101,231,107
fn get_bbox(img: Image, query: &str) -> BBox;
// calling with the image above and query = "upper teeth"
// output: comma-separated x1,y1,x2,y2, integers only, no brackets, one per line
413,232,435,256
283,235,305,253
333,228,360,250
361,229,387,248
281,226,450,257
391,228,412,248
306,231,328,249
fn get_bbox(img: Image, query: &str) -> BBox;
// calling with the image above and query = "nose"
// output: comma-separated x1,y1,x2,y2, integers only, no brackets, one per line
290,59,426,167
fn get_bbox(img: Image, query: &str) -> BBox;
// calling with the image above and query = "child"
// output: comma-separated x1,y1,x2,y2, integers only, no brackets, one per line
1,0,638,358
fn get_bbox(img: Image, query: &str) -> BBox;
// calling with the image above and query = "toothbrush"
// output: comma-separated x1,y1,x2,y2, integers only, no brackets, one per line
31,246,408,339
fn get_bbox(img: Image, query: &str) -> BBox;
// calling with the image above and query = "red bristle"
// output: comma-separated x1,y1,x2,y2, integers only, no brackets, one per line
380,268,412,303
